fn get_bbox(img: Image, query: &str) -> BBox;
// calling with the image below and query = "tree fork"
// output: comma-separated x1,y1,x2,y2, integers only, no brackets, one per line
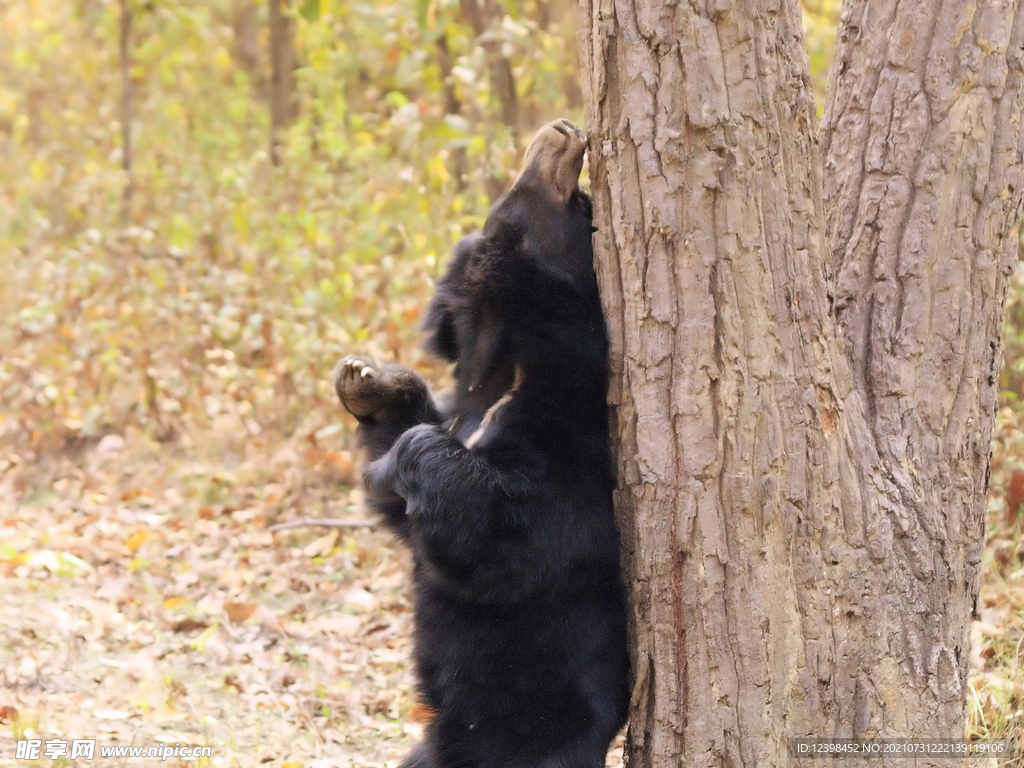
574,0,1024,765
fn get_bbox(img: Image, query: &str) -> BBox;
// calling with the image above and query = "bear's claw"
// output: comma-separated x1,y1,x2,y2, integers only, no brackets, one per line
335,356,386,418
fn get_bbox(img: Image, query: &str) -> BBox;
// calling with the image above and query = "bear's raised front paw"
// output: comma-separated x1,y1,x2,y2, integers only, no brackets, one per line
335,356,392,420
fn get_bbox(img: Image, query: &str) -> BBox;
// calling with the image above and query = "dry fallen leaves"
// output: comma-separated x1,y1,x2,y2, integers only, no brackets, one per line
0,443,423,767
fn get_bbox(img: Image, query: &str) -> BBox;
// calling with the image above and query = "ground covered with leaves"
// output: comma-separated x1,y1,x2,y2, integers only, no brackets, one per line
0,434,630,767
1,427,1020,767
975,413,1024,757
0,438,428,767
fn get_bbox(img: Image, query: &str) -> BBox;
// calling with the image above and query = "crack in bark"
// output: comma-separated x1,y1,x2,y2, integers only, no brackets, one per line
889,0,940,345
822,0,901,277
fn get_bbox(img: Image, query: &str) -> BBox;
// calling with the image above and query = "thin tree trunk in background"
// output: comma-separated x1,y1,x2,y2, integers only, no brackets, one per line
436,31,469,191
574,0,1024,765
268,0,296,166
525,0,584,120
232,0,263,92
460,0,519,135
118,0,133,222
460,0,520,201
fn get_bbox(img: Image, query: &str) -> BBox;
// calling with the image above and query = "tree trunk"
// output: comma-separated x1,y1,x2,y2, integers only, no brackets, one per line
268,0,297,166
232,0,263,91
573,0,1024,764
819,0,1024,749
460,0,520,134
118,0,133,222
436,31,470,190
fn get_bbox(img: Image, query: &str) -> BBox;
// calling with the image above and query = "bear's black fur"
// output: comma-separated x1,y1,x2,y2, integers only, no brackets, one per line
335,119,629,768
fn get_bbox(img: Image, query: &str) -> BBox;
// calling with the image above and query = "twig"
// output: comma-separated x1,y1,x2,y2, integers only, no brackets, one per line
268,518,377,533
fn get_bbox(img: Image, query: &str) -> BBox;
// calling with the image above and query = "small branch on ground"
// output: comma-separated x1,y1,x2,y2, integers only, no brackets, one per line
268,518,378,533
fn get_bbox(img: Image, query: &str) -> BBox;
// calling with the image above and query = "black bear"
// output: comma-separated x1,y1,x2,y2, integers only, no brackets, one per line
335,119,629,768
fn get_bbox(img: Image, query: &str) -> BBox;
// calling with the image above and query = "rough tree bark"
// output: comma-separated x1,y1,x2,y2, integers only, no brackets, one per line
573,0,1024,764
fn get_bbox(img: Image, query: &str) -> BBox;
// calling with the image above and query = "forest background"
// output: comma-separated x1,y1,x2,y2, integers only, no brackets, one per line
0,0,1022,765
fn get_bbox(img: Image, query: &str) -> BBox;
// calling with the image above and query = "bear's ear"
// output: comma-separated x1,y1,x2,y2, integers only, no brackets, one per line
422,233,483,361
423,298,459,361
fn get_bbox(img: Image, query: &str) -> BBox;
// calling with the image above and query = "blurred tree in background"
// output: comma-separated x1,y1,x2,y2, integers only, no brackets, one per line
0,0,853,467
0,0,586,459
0,0,850,464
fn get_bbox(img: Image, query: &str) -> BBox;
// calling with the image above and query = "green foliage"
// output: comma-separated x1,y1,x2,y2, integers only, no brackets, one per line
802,0,840,113
1001,263,1024,411
0,0,582,452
